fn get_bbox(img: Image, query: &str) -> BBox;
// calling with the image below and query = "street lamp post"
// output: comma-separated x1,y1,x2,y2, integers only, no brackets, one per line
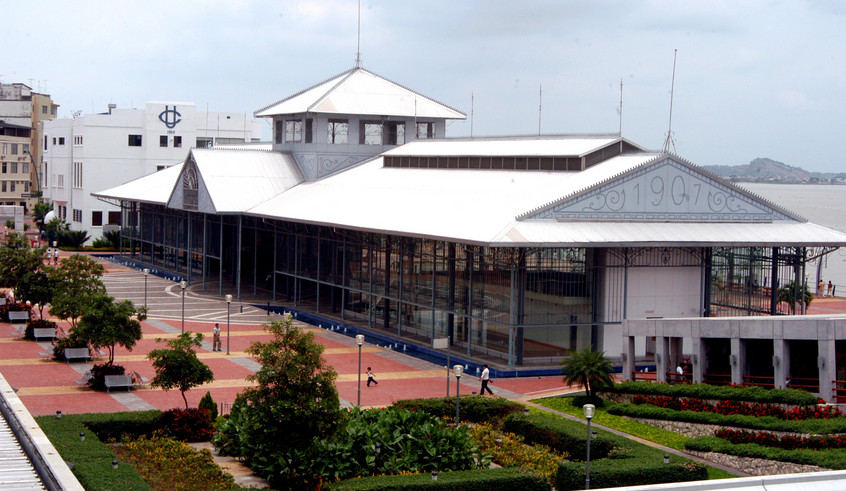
454,364,463,423
225,294,232,355
584,403,595,490
356,334,365,406
180,280,187,333
143,269,150,310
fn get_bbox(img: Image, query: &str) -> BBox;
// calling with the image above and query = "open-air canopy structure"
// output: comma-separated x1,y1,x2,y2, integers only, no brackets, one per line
94,66,846,399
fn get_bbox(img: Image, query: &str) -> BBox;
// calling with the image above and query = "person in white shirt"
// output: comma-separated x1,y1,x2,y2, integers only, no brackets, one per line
212,323,222,351
480,364,494,395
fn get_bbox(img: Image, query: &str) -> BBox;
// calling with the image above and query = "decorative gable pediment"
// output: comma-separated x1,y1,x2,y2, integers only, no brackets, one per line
167,153,216,213
522,157,796,223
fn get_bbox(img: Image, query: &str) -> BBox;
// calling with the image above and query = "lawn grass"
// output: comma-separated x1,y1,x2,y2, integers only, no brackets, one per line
530,396,738,480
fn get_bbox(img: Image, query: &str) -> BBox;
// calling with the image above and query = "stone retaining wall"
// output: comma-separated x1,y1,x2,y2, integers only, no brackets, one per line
630,417,831,476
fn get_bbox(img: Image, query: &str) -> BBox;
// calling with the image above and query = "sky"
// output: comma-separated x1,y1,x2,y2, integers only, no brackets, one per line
4,0,846,172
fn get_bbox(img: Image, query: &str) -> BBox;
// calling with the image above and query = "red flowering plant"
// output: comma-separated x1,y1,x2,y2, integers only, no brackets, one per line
715,428,846,451
632,394,842,420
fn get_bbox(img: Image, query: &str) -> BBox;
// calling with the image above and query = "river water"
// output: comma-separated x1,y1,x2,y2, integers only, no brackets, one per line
739,183,846,290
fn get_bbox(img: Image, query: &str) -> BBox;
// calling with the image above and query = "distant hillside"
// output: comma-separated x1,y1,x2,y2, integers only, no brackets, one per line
702,158,846,183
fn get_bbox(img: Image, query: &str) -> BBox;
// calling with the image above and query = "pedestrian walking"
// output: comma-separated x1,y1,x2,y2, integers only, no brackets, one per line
480,364,494,395
366,367,378,387
828,281,834,297
212,323,222,351
53,249,59,266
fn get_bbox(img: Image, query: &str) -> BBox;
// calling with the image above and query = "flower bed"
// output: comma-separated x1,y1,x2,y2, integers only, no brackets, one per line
714,428,846,451
631,394,842,420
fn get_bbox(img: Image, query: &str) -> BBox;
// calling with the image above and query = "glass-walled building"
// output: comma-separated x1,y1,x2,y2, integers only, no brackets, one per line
97,66,846,369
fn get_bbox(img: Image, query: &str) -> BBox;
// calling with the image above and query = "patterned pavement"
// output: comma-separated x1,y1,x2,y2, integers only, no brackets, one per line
1,255,576,417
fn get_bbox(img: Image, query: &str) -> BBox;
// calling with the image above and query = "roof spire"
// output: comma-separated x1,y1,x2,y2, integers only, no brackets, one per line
355,0,362,68
662,49,678,154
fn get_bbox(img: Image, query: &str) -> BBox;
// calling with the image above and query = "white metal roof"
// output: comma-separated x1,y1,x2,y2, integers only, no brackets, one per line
383,135,641,157
94,163,183,205
254,67,466,120
92,138,846,248
188,148,302,213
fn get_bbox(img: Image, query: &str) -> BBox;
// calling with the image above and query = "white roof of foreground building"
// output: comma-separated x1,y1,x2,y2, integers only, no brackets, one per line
92,135,846,248
254,67,466,120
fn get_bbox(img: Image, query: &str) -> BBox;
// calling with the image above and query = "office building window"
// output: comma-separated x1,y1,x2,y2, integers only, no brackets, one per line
22,144,29,154
1,163,6,173
22,163,28,174
10,144,18,155
386,122,405,145
128,135,142,147
73,136,83,145
72,209,82,223
92,211,103,227
58,137,65,145
44,136,47,149
1,182,5,192
160,135,168,147
305,118,313,143
42,105,48,114
107,211,121,225
23,182,28,192
10,182,15,192
174,136,182,148
57,174,64,187
274,120,282,144
328,119,349,144
73,162,83,188
196,137,212,148
10,163,17,174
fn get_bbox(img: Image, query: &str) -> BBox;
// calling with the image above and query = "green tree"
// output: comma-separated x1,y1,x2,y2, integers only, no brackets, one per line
561,347,614,398
0,233,47,291
16,269,53,319
777,280,813,314
222,314,341,488
74,294,143,366
148,332,214,409
32,200,52,231
49,254,106,328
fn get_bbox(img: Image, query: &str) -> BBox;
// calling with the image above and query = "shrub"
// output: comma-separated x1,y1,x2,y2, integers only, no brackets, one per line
631,394,842,420
469,422,563,479
392,396,524,424
603,381,819,406
112,435,235,491
87,363,126,391
685,435,846,469
715,428,846,451
606,402,846,434
555,457,708,490
160,408,213,442
326,467,551,491
24,318,56,341
306,406,489,483
502,413,613,461
56,229,91,248
198,391,218,420
81,410,163,442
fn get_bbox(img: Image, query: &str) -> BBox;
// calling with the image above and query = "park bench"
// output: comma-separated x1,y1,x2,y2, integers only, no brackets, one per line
63,347,91,363
104,374,133,393
8,311,30,338
32,328,56,341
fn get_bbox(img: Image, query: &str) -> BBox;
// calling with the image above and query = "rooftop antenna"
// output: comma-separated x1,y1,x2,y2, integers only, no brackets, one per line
618,78,623,136
354,0,362,68
470,91,474,138
662,49,678,154
538,84,543,135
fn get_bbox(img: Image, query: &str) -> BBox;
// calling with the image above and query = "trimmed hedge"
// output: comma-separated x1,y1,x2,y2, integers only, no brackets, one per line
685,436,846,470
501,413,613,461
35,413,151,491
79,410,163,441
603,381,819,406
606,402,846,434
326,467,551,490
556,457,707,490
392,396,524,423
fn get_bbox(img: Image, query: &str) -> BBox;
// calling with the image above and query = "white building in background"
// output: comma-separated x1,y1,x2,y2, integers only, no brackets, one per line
42,102,261,243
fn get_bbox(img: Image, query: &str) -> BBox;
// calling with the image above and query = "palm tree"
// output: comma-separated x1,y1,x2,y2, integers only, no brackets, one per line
561,347,614,397
777,280,813,314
